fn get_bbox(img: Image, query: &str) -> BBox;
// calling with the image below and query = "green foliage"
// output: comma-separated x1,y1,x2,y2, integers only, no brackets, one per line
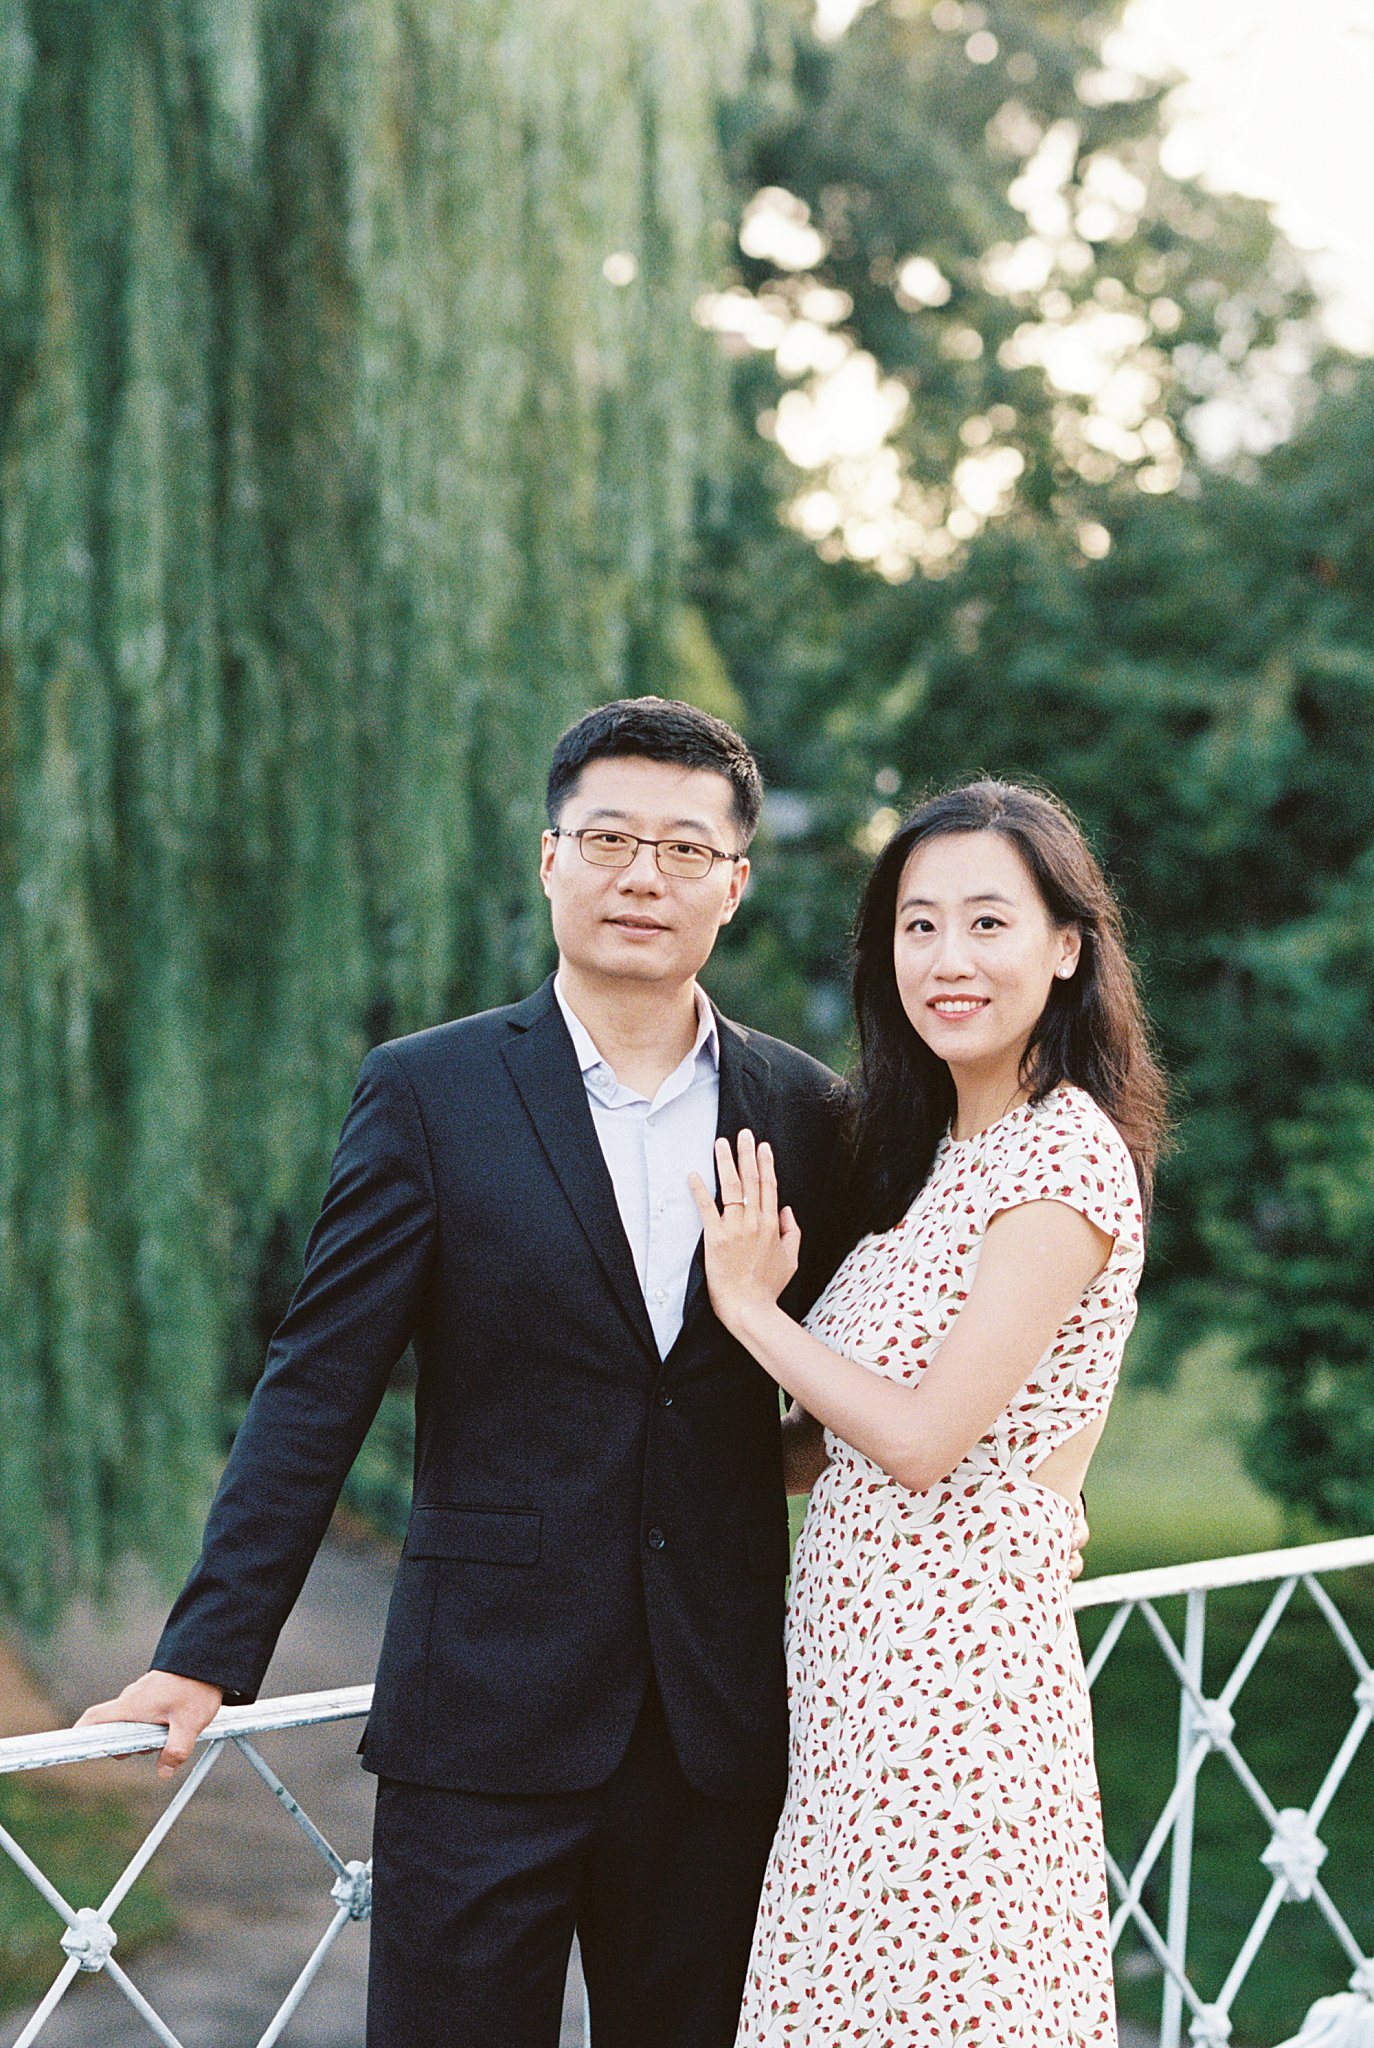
6,0,1373,1606
0,1776,173,2013
701,0,1374,1531
713,0,1303,585
0,0,754,1618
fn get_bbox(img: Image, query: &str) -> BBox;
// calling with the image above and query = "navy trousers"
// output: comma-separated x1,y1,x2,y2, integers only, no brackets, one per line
366,1684,782,2048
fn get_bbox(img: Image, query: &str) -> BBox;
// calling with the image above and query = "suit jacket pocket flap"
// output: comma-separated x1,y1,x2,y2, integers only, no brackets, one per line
405,1505,542,1565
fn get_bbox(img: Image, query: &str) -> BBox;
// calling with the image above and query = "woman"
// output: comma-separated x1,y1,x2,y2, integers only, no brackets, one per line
690,780,1167,2048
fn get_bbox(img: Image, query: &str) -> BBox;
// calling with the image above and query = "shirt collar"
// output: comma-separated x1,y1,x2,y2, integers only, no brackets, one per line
554,974,720,1082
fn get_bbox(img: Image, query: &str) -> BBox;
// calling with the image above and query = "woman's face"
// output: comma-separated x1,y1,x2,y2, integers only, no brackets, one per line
893,829,1080,1084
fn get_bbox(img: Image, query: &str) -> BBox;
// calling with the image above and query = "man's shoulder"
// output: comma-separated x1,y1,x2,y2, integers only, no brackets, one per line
365,988,549,1084
719,1015,847,1109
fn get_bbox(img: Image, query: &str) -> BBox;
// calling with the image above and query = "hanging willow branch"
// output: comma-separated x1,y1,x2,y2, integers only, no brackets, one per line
0,0,756,1620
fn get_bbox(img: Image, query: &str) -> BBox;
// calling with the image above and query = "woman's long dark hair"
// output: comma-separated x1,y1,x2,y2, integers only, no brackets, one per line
844,779,1168,1244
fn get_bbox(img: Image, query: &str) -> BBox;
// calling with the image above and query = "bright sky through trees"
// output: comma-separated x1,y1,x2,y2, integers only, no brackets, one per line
705,0,1371,574
814,0,1374,349
1111,0,1374,350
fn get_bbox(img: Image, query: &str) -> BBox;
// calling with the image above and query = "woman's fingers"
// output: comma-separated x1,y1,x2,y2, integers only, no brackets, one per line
737,1129,773,1213
715,1134,745,1207
779,1204,802,1280
692,1137,796,1326
735,1128,760,1206
758,1139,780,1224
710,1134,789,1246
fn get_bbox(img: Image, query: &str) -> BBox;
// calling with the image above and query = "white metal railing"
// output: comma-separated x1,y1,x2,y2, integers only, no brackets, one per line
1075,1534,1374,2048
3,1536,1374,2047
0,1688,375,2048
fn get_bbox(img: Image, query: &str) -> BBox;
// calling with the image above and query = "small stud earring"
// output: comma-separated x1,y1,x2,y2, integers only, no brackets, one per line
1057,964,1074,978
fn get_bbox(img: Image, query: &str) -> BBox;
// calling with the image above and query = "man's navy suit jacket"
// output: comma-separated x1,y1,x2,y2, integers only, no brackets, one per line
154,978,847,1801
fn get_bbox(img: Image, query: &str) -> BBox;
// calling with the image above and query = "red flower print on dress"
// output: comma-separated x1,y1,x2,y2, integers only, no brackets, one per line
736,1084,1142,2048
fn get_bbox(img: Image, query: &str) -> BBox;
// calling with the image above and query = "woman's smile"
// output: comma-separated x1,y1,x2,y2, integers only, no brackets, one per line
927,995,990,1019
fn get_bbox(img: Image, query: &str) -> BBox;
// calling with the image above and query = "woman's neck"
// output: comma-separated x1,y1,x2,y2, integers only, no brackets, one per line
950,1062,1030,1143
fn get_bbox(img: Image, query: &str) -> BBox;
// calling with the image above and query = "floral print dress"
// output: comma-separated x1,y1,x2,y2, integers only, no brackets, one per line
736,1083,1144,2048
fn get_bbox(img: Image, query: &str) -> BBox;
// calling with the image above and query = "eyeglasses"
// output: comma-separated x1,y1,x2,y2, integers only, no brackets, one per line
550,827,742,881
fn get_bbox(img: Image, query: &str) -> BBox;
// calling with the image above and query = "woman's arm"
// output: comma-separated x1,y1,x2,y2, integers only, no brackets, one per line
691,1131,1111,1495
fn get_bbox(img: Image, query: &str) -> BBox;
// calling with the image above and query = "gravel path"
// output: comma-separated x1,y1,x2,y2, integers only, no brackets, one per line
2,1532,1156,2047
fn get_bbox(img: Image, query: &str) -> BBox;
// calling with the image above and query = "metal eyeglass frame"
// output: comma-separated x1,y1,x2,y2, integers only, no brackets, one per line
549,826,743,879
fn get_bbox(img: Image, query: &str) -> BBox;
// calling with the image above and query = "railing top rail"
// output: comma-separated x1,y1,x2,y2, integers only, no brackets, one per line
0,1685,374,1777
4,1535,1372,1773
1071,1532,1374,1611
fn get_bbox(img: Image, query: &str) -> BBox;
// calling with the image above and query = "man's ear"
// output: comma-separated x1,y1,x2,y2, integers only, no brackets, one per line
539,830,558,898
719,854,750,924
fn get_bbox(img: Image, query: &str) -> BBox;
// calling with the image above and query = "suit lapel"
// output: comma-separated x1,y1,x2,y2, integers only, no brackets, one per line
676,1011,774,1336
500,983,659,1360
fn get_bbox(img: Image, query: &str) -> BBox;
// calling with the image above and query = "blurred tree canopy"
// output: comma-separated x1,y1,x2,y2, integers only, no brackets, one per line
3,0,1372,1614
0,0,755,1618
698,1,1374,1530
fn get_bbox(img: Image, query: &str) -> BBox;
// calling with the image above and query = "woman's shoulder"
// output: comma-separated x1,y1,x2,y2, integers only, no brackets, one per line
988,1083,1143,1230
1027,1081,1129,1152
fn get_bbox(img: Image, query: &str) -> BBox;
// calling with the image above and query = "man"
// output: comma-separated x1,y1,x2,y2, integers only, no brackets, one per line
80,697,847,2048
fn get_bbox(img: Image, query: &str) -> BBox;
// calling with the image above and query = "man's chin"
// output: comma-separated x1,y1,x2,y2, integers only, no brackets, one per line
598,956,681,984
576,945,695,988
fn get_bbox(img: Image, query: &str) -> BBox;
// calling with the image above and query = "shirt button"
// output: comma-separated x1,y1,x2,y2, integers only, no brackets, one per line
652,1288,667,1304
657,1388,674,1408
647,1527,666,1551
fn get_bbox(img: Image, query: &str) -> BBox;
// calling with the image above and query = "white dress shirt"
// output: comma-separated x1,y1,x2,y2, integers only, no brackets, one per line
554,975,720,1358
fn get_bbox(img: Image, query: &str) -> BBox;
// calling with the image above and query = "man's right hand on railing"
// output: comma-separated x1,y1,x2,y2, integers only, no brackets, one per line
75,1671,225,1779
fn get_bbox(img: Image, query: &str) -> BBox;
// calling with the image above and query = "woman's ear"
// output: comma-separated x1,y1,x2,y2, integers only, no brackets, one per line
1056,926,1083,979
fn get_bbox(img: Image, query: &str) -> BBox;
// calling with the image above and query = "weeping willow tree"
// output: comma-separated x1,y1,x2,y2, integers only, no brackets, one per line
0,0,757,1620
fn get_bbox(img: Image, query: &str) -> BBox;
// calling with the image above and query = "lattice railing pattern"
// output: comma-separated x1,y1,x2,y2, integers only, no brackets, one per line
4,1537,1374,2047
0,1690,375,2048
1075,1534,1374,2047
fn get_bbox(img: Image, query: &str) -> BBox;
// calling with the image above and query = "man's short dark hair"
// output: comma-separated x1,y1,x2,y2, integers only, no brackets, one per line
545,696,764,844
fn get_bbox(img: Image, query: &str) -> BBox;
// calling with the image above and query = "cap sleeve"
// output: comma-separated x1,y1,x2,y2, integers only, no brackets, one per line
985,1089,1143,1256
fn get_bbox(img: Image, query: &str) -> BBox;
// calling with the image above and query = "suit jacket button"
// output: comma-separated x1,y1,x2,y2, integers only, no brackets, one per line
656,1388,673,1408
647,1527,666,1551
